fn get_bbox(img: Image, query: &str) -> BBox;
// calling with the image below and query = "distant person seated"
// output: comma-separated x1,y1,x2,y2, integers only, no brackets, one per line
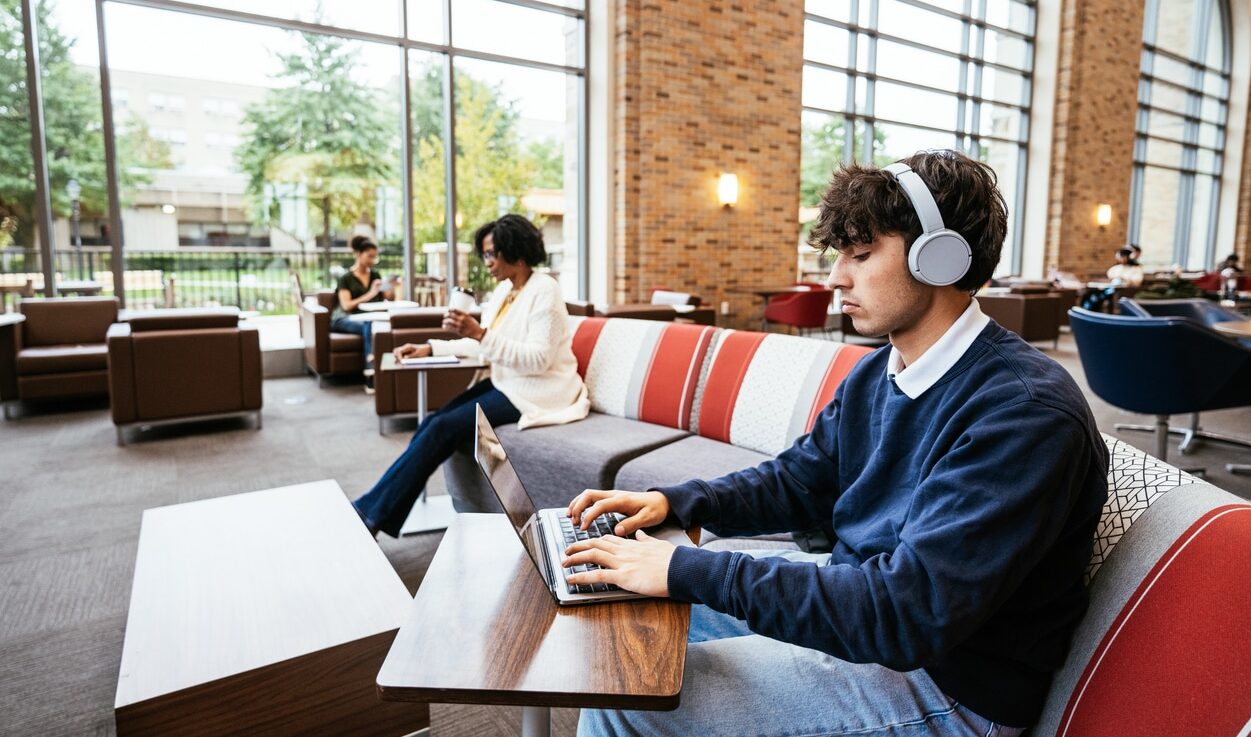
1193,253,1246,292
1105,246,1145,287
1128,243,1143,266
352,214,590,537
1082,247,1142,310
331,235,396,394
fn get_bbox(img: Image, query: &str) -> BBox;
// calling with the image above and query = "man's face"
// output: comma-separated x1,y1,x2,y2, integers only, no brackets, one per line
826,233,932,338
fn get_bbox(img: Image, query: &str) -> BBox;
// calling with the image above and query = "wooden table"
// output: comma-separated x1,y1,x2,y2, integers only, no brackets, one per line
114,480,424,736
57,279,103,296
0,279,33,312
376,514,690,737
1213,319,1251,338
380,352,489,535
601,303,717,325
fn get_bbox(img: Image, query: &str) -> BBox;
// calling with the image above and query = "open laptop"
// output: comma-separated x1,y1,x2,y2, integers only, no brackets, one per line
473,404,695,605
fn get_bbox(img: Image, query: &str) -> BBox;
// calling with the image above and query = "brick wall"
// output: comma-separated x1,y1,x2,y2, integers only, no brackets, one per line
614,0,803,328
1046,0,1144,278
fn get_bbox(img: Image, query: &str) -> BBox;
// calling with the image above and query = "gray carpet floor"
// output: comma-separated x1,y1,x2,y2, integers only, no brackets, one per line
0,333,1247,736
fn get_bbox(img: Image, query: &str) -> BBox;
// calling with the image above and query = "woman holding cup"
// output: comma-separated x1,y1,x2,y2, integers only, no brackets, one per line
353,214,589,537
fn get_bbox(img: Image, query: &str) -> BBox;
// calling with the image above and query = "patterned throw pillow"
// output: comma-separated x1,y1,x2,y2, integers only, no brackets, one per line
1087,433,1198,581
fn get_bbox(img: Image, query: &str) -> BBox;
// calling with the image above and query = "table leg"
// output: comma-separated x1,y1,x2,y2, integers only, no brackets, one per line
521,706,551,737
417,370,428,423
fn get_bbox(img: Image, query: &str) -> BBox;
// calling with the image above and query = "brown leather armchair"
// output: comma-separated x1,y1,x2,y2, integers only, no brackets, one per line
298,289,365,385
372,308,480,434
0,296,119,419
978,292,1062,348
107,308,262,445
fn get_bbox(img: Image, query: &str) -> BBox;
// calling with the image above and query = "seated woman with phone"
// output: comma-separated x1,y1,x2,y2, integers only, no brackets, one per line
331,235,399,393
353,214,590,537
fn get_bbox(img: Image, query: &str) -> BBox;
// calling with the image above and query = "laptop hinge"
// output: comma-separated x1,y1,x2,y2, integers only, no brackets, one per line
538,519,560,597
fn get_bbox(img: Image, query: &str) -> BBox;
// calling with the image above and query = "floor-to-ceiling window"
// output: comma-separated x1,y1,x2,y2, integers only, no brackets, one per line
1130,0,1230,271
3,0,588,307
801,0,1035,275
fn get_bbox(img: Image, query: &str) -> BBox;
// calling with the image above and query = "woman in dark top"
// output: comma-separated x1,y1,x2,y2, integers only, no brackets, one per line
331,236,394,392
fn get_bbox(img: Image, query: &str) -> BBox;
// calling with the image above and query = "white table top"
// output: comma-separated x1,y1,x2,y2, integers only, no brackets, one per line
379,353,488,372
359,300,420,312
1213,320,1251,338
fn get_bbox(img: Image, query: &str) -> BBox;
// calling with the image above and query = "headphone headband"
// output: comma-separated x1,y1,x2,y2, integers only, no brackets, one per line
882,160,973,288
883,162,946,235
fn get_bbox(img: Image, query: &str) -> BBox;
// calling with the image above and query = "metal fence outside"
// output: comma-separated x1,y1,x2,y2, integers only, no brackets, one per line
0,246,416,314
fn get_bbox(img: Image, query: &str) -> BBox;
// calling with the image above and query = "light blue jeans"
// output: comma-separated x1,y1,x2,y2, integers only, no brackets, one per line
577,550,1026,737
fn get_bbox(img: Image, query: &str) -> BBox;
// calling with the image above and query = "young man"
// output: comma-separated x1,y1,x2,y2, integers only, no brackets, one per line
563,150,1109,736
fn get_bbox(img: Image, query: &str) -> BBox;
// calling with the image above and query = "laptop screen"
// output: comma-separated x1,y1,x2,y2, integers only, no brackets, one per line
473,405,551,587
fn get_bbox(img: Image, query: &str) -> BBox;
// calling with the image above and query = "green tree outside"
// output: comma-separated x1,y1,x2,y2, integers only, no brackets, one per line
800,116,890,209
235,30,397,250
408,62,538,295
0,0,168,248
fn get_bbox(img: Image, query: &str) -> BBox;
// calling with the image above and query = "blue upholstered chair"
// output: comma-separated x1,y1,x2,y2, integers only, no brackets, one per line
1114,298,1251,463
1068,307,1251,472
1119,297,1249,340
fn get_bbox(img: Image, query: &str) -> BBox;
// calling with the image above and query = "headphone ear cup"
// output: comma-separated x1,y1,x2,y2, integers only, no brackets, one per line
908,231,973,287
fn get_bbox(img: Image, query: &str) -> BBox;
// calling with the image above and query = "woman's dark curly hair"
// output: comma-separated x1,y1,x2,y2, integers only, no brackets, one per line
473,214,546,267
807,149,1007,293
349,235,378,253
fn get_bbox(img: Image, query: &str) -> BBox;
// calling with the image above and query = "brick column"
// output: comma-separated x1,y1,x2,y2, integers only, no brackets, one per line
615,0,803,328
1046,0,1144,277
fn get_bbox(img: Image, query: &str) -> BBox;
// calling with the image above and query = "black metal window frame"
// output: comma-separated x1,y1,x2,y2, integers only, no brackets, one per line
802,0,1037,275
1129,0,1230,269
19,0,591,302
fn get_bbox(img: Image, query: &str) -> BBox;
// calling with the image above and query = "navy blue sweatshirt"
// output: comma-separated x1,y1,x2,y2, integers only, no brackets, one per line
662,321,1108,728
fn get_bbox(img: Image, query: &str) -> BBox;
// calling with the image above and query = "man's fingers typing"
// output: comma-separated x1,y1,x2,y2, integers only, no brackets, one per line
568,489,610,522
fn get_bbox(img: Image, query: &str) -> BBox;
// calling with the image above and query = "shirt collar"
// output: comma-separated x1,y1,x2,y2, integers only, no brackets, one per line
886,299,990,399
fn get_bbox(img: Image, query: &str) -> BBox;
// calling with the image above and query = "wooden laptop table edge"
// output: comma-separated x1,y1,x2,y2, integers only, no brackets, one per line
377,514,690,736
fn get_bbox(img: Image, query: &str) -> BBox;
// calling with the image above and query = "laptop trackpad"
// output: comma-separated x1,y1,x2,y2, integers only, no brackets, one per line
641,524,697,548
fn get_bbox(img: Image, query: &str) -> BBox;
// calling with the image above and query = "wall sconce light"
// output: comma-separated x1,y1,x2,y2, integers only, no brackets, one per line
1095,203,1112,228
161,203,177,215
718,173,739,208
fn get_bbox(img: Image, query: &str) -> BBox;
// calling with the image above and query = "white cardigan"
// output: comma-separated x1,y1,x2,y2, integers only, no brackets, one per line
428,272,590,430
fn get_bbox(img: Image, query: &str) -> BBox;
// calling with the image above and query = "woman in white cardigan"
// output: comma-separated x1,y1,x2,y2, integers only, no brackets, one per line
353,215,589,537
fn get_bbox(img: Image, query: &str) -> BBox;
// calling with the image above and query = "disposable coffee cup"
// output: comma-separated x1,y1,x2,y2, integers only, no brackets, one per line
448,288,476,313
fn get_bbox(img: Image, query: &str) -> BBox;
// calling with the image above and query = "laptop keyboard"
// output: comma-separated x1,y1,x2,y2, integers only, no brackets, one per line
559,513,625,595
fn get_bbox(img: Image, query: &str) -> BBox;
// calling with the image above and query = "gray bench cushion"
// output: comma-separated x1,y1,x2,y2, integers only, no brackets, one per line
614,434,771,490
443,412,690,512
615,435,808,550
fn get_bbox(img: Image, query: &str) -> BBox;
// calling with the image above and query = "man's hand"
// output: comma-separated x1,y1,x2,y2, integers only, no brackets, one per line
567,489,671,536
562,531,676,597
394,343,433,360
443,309,485,340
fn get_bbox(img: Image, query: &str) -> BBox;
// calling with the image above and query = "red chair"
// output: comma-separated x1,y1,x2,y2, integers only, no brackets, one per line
763,288,833,336
1193,272,1251,291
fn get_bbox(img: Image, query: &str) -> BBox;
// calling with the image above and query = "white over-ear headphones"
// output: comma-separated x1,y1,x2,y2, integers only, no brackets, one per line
883,162,972,287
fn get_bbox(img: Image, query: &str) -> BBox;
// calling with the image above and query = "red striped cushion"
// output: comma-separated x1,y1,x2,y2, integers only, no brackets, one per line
697,332,768,444
1056,504,1251,736
636,324,716,430
803,344,873,432
570,317,607,379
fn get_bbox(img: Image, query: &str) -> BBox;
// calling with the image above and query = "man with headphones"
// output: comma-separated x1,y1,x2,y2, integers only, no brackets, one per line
565,150,1108,736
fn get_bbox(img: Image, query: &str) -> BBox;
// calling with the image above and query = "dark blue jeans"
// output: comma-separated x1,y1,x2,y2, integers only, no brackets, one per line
354,379,520,537
331,316,373,367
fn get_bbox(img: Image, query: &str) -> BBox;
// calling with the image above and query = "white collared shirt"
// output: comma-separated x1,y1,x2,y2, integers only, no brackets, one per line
886,299,990,399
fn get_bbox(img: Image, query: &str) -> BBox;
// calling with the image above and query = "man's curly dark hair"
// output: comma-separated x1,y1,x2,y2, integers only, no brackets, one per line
807,149,1007,294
